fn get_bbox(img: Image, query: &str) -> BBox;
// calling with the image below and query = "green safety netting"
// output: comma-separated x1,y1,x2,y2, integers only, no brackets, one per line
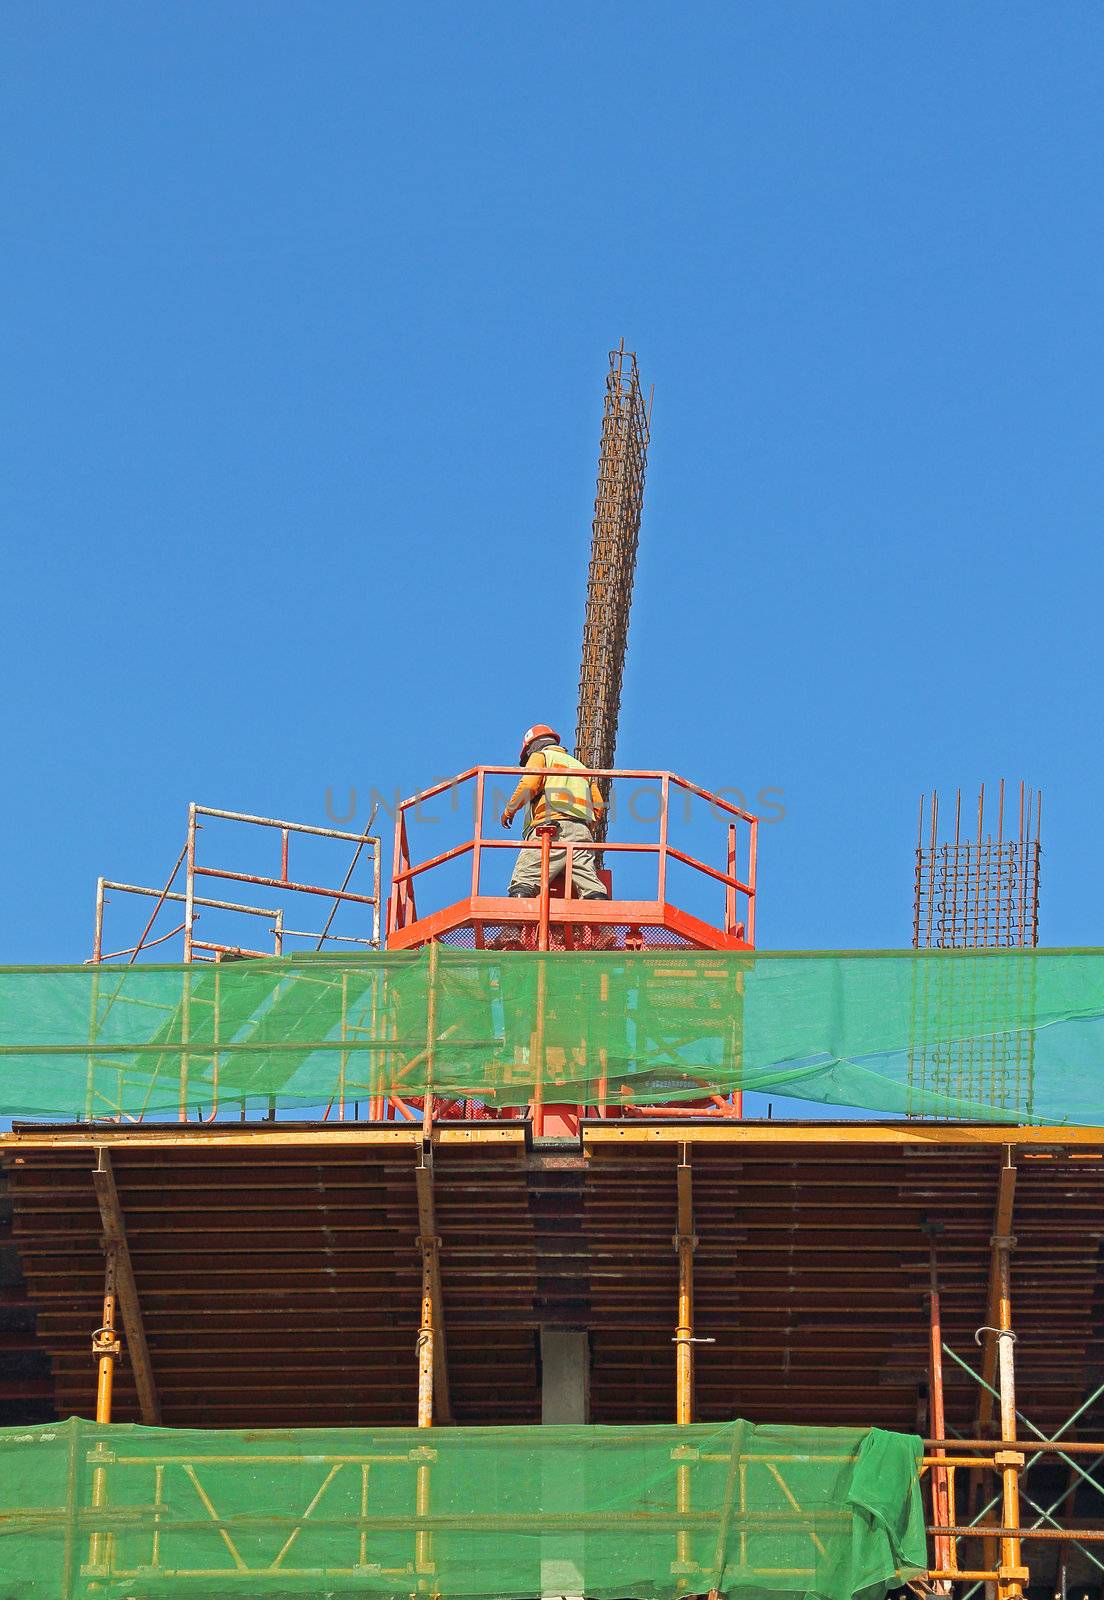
0,1417,926,1600
0,947,1103,1123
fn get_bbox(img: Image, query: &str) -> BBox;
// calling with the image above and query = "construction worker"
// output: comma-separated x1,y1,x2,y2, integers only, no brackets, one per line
501,725,609,900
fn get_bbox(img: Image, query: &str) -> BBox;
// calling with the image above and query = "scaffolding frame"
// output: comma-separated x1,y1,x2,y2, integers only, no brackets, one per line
92,802,382,964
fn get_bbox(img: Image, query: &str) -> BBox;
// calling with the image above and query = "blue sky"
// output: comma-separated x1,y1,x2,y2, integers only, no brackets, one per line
2,2,1101,964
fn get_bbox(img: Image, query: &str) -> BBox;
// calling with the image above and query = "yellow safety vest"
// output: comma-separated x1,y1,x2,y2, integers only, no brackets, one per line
527,747,594,826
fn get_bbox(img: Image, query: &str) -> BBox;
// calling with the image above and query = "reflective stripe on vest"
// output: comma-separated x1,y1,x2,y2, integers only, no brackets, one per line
529,748,593,823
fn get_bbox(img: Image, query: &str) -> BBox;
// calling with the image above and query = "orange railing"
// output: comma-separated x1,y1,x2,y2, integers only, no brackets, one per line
388,766,757,950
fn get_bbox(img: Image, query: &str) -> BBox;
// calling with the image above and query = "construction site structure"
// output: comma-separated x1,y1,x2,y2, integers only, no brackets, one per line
0,355,1093,1600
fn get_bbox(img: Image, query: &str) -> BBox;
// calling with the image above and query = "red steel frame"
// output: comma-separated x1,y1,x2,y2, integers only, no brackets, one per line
387,766,757,954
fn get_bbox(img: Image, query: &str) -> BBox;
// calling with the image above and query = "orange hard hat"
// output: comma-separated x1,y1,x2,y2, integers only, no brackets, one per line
518,723,559,763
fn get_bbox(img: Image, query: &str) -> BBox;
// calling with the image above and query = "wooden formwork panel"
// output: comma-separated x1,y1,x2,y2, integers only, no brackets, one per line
3,1123,1102,1436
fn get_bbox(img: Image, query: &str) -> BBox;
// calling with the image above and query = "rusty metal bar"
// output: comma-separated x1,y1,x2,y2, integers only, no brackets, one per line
98,883,280,918
927,1441,1104,1454
933,1527,1104,1544
414,1148,451,1425
192,866,377,905
183,803,198,963
92,877,107,964
313,806,380,950
194,805,377,844
926,1235,954,1579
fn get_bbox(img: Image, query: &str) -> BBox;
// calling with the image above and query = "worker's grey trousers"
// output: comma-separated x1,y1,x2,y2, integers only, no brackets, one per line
507,818,607,899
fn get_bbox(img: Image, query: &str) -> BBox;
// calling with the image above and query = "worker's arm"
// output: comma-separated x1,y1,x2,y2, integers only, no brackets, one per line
501,752,546,829
589,780,605,823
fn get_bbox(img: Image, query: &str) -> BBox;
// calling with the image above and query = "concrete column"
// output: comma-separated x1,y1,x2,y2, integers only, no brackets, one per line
541,1328,589,1424
540,1328,589,1598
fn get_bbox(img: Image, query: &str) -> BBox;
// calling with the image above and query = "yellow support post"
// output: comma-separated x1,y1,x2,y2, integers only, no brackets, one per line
94,1251,119,1425
674,1145,696,1582
89,1251,121,1573
994,1236,1025,1600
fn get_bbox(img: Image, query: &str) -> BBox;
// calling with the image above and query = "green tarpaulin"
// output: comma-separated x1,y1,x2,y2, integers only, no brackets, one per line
0,947,1101,1123
0,1417,926,1600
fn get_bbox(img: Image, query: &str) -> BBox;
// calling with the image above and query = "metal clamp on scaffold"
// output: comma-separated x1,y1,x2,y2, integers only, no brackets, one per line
91,1325,121,1361
975,1325,1018,1346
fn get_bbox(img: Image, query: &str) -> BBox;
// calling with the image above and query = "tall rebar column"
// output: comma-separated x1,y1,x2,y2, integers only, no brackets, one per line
575,342,651,841
908,781,1042,1117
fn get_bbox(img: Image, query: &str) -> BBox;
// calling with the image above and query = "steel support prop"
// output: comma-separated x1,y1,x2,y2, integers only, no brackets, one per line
415,1239,435,1579
675,1149,696,1424
93,1252,120,1425
416,1244,437,1429
92,1149,160,1423
993,1233,1024,1599
926,1231,955,1587
89,1251,121,1572
975,1151,1023,1599
413,1146,448,1584
414,1147,451,1426
675,1146,696,1578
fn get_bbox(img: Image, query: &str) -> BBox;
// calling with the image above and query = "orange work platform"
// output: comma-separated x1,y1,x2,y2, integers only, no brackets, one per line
387,767,757,954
